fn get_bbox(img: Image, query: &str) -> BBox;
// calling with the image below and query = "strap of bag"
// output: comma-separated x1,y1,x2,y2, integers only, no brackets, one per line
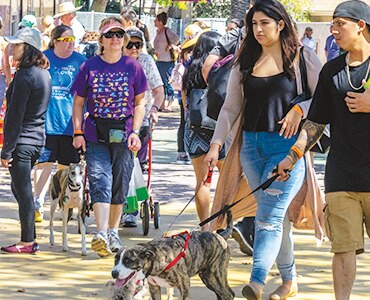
164,28,171,48
299,47,310,98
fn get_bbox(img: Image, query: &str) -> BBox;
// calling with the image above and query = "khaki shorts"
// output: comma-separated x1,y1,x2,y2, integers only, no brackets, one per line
325,192,370,254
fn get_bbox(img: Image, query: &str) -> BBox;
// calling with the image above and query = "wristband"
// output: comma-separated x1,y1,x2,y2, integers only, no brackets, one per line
74,129,84,135
132,129,140,135
291,145,303,159
292,104,303,116
151,105,159,112
73,133,84,138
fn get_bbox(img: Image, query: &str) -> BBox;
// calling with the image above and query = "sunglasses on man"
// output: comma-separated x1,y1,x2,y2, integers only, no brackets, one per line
56,36,75,43
126,41,144,49
102,31,126,39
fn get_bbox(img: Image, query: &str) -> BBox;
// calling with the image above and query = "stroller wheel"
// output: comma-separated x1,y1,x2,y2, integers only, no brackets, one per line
141,201,150,236
154,202,160,229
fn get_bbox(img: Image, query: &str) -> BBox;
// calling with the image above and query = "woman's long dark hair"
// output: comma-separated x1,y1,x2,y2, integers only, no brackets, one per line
48,24,72,49
236,0,299,79
182,31,221,96
17,43,49,69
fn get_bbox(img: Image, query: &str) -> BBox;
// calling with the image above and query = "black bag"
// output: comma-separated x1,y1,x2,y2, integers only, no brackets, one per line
89,115,128,144
293,47,330,154
164,28,176,61
206,54,234,120
188,89,216,134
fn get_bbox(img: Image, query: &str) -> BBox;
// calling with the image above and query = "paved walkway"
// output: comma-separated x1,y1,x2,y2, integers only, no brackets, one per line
0,105,369,299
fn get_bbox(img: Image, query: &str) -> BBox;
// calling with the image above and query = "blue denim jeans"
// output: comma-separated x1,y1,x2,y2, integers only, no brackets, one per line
240,131,305,285
86,142,134,205
156,61,174,101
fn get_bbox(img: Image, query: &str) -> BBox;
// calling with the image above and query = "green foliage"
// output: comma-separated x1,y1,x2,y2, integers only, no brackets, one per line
280,0,311,22
155,0,188,10
193,0,231,18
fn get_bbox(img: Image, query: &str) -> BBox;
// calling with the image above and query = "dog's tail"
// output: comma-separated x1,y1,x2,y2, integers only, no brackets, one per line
216,210,233,240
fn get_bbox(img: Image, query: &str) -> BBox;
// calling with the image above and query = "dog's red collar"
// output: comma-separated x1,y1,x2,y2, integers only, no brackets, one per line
164,231,191,271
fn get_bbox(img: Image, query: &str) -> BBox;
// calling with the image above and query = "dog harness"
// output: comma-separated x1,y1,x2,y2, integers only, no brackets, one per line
164,231,191,271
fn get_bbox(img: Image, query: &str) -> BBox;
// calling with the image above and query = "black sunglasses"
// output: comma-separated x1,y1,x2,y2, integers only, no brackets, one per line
102,31,125,39
126,41,144,49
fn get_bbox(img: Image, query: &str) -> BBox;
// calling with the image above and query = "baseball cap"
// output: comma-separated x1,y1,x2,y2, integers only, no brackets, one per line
333,0,370,26
5,28,42,50
126,28,144,41
18,14,37,28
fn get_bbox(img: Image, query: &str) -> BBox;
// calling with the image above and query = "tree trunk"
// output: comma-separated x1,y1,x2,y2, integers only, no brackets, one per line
230,0,250,21
90,0,109,12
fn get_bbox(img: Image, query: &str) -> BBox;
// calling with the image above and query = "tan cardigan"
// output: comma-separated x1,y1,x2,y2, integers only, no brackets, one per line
210,47,327,243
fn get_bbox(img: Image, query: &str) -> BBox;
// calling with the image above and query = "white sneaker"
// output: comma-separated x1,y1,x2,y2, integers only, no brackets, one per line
121,213,138,228
91,232,112,257
109,231,123,253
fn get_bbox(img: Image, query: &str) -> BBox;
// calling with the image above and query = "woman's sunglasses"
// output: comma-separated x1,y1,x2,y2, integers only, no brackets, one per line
56,36,75,43
102,31,126,39
126,41,144,49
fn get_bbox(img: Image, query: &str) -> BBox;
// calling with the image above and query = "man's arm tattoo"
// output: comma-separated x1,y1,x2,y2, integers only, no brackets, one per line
288,120,326,164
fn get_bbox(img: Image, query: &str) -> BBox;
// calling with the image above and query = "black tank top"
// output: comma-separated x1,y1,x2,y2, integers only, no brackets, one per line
243,72,297,132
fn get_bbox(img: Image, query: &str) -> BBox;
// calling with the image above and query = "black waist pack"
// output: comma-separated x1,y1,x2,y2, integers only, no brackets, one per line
189,89,216,134
89,115,130,144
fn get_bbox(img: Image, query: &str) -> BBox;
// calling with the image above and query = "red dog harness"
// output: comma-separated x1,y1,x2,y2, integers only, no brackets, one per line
164,231,192,271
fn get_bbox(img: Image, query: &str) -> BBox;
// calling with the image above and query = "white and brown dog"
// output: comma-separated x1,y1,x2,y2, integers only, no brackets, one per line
49,162,87,256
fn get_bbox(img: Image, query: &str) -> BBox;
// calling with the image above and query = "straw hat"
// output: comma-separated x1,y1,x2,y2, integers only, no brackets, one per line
181,24,203,50
53,2,82,18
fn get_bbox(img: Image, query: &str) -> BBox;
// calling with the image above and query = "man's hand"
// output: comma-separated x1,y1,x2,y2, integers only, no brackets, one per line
149,107,159,125
128,133,141,152
345,81,370,113
1,158,13,168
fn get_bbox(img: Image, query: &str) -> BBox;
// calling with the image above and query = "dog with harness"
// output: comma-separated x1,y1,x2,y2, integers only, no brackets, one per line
49,161,87,256
109,211,235,300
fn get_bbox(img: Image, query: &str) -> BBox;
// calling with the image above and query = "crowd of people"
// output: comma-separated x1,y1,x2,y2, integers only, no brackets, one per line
0,0,370,299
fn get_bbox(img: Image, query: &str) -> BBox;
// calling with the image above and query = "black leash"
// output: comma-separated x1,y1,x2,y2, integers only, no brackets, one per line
164,169,213,233
199,168,289,227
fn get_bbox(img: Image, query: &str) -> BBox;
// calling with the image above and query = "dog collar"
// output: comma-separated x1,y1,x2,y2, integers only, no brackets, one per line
164,231,191,271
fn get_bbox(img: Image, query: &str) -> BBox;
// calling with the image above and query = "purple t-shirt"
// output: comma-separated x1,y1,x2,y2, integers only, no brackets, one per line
71,55,148,142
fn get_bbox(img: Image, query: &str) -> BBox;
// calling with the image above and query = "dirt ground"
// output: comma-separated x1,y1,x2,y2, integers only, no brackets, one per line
1,111,369,300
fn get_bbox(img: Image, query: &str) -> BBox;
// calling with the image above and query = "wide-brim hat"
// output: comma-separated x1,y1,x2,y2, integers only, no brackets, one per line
181,24,203,50
53,2,82,18
5,28,42,51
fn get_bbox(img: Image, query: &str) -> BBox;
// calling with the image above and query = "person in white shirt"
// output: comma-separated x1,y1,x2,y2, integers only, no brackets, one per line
53,2,86,50
300,26,318,53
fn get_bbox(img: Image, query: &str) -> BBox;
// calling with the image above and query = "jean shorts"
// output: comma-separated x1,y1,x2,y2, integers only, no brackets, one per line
85,142,134,205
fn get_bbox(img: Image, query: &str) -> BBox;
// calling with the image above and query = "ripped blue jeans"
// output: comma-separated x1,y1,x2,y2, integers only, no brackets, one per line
240,131,305,286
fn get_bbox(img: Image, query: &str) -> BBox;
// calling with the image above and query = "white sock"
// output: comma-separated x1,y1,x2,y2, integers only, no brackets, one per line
108,228,118,235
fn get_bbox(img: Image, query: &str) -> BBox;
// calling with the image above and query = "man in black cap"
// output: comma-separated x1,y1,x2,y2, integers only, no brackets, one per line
275,1,370,299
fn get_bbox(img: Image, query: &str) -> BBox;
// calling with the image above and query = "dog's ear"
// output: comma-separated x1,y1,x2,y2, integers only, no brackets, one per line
140,250,155,260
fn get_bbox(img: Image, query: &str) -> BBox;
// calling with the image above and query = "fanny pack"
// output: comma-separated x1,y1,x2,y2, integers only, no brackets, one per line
89,115,131,144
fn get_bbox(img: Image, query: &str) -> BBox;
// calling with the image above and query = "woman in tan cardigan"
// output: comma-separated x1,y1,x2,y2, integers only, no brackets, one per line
205,1,324,299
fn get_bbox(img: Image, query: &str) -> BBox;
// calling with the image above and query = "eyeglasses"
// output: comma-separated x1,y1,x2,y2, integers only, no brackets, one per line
102,31,126,39
126,41,144,49
56,36,75,42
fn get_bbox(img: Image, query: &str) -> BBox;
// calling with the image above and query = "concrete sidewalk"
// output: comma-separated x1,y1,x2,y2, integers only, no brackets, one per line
0,106,369,299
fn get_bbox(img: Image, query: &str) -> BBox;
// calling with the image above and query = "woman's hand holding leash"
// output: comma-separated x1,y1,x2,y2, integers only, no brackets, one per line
73,135,86,153
128,132,141,152
274,156,294,181
205,143,221,169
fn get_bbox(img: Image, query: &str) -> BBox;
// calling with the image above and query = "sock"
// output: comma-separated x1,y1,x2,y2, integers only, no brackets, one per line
108,228,118,235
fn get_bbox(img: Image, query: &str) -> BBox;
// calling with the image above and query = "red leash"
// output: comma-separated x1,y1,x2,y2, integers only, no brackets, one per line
164,231,192,271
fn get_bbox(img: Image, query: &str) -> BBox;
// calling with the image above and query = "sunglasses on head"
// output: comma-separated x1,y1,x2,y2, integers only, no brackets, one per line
126,41,144,49
103,31,126,39
56,36,75,42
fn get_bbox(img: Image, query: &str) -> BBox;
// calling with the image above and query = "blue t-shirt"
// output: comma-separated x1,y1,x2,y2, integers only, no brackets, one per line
324,35,340,62
71,55,148,142
43,49,86,135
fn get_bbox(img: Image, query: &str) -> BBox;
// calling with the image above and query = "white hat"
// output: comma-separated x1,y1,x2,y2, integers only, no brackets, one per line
53,2,82,18
18,14,37,28
5,28,42,51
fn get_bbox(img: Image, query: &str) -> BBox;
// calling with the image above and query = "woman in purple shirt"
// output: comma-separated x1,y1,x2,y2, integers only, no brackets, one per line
72,17,147,257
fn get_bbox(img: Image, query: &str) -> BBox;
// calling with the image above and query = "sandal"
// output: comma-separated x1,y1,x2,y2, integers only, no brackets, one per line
269,284,298,300
242,284,262,300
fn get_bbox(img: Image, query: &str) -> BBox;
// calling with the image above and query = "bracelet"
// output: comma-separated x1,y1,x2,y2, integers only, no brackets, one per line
73,133,84,138
291,145,304,159
151,105,159,112
74,129,84,135
292,104,303,117
132,129,140,135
